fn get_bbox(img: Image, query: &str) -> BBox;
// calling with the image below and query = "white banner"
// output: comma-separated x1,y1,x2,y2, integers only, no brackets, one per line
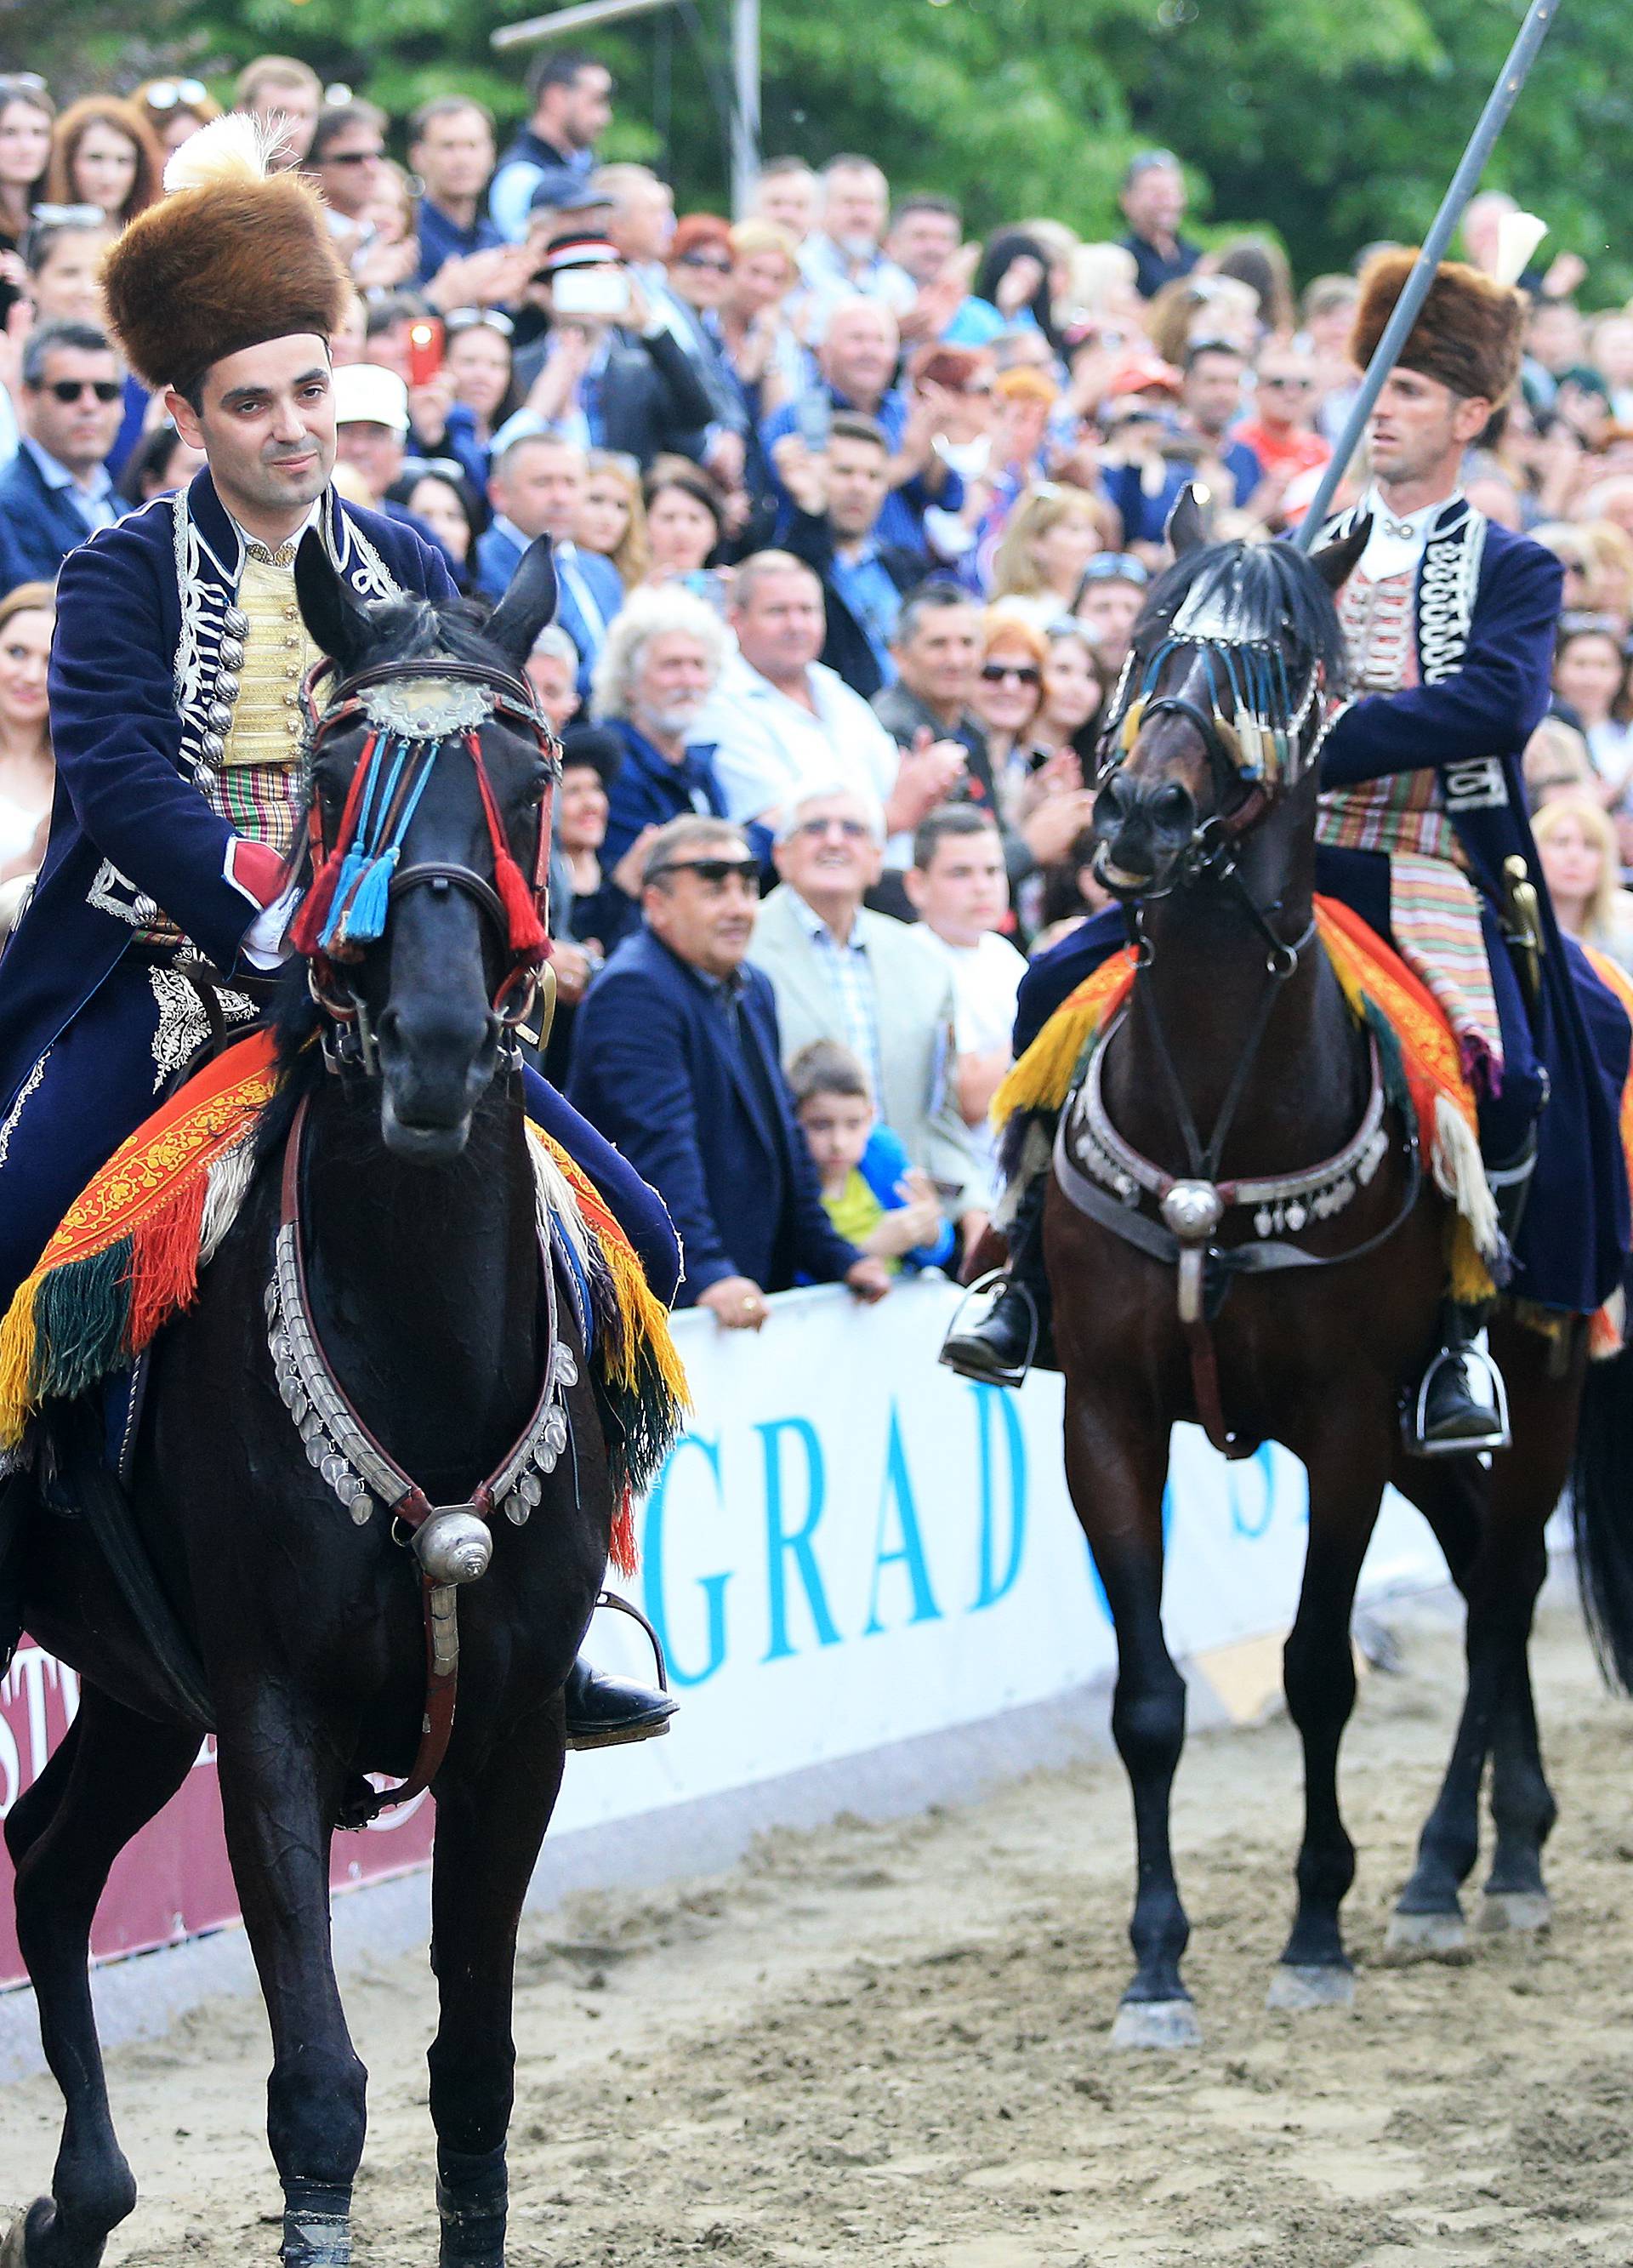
552,1277,1445,1838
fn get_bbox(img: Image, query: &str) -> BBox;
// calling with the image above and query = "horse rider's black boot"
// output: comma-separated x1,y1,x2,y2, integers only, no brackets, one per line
940,1167,1054,1390
564,1655,678,1751
1408,1135,1537,1458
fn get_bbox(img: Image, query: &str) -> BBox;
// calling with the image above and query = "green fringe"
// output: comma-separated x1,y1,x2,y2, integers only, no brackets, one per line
1357,994,1414,1130
28,1239,134,1405
605,1331,686,1507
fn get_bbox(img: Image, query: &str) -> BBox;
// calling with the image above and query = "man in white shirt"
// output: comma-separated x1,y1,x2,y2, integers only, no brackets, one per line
798,156,915,333
904,806,1027,1201
698,552,967,866
697,551,915,837
748,783,988,1240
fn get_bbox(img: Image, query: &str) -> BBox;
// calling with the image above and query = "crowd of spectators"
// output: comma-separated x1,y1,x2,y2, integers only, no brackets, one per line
5,51,1633,1319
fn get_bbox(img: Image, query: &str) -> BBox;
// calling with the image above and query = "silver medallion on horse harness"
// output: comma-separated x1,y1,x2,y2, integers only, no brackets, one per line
359,676,496,739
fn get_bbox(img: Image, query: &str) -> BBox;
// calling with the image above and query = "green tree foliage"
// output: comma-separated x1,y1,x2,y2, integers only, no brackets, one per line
9,0,1629,300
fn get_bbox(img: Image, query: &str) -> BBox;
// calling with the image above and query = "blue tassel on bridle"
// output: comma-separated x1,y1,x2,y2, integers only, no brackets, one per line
320,737,441,954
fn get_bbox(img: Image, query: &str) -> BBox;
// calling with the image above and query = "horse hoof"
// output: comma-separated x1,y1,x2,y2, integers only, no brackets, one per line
1382,1908,1469,1960
1478,1890,1552,1936
1111,1997,1201,2051
1266,1963,1355,2012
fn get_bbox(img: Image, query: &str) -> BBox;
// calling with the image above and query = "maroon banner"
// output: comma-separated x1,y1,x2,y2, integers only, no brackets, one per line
0,1643,435,1989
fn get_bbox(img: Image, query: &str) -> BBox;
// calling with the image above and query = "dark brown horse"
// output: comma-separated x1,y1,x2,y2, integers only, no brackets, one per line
1050,504,1629,2047
2,539,617,2265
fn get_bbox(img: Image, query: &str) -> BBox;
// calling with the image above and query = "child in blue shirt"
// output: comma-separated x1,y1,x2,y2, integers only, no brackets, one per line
788,1040,956,1275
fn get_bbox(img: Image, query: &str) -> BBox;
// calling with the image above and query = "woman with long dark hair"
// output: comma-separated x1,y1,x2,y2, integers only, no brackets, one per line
974,231,1061,355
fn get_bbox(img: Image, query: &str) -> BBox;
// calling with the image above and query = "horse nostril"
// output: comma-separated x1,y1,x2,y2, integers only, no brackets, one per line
1099,774,1129,825
1152,783,1194,833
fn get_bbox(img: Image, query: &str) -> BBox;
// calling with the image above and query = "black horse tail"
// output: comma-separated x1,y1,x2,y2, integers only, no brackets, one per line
1571,1329,1633,1693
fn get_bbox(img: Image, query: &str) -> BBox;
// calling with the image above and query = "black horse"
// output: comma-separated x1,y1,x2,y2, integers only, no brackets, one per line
1044,499,1633,2043
3,539,617,2267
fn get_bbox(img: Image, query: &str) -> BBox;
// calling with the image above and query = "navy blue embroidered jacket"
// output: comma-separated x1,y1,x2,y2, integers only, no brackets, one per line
0,472,457,1125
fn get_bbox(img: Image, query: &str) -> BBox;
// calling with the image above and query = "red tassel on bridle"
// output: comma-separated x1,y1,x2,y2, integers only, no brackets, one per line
290,728,378,959
465,731,548,963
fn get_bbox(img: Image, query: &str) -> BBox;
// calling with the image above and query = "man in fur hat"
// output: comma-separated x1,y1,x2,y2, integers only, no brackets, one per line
0,120,678,1745
945,250,1631,1455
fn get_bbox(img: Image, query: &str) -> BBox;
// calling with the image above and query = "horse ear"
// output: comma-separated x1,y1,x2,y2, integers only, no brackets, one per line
485,536,560,675
1308,516,1370,595
294,529,373,678
1164,482,1209,559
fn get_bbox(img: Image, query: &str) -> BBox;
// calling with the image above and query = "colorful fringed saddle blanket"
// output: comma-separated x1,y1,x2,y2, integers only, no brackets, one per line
992,894,1592,1314
0,1032,687,1576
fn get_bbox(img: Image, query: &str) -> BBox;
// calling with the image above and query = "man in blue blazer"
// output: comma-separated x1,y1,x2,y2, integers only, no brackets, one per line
948,251,1632,1456
475,431,623,698
569,815,891,1323
0,118,676,1748
0,319,127,595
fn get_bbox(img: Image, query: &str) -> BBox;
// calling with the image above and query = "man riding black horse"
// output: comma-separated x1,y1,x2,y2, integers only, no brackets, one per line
0,117,675,1746
946,249,1632,1444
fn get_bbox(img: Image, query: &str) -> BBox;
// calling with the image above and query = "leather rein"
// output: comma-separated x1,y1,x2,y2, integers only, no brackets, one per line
1062,639,1419,1460
275,652,570,1826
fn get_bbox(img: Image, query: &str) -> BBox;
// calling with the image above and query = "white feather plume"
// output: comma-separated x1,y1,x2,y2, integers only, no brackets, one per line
1493,211,1549,290
162,111,276,197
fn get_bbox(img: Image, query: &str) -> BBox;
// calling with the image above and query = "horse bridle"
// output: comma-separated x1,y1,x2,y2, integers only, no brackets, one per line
1095,631,1340,899
294,653,561,1074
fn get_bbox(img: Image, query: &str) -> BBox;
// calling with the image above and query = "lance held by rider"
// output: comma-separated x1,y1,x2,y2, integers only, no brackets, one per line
944,248,1632,1459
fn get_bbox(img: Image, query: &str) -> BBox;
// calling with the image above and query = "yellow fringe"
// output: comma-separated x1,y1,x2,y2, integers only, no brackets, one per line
597,1217,691,1415
0,1272,40,1452
990,950,1136,1132
532,1125,691,1416
1448,1218,1496,1307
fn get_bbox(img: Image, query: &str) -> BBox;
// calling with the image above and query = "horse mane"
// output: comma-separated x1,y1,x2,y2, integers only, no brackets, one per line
255,590,522,1160
338,591,511,673
1134,537,1351,699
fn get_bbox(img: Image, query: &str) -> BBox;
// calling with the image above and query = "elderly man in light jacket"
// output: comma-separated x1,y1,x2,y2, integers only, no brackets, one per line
748,780,988,1245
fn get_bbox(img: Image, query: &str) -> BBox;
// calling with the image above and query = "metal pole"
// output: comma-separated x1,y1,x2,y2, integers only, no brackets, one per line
1294,0,1562,549
731,0,761,218
492,0,680,56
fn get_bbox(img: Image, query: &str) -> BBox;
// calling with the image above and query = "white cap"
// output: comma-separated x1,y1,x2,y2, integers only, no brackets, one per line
332,361,410,433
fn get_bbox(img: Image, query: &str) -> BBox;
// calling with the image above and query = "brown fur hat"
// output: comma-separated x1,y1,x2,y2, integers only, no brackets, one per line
1349,248,1525,407
101,117,350,396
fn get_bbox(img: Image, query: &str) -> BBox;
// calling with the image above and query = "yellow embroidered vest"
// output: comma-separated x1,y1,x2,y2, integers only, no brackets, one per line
139,548,321,950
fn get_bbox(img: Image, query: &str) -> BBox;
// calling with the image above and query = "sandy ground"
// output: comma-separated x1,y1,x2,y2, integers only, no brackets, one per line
3,1590,1633,2267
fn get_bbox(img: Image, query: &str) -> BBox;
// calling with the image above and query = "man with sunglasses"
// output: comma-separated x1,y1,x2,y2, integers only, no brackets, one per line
0,319,123,595
570,815,891,1324
1234,341,1332,491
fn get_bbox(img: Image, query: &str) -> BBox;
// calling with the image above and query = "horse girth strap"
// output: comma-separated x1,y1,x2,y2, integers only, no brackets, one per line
275,1091,574,1826
1050,1106,1424,1462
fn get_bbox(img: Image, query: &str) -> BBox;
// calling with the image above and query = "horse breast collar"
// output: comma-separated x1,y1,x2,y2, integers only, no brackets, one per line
264,1089,578,1823
1055,1001,1423,1460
